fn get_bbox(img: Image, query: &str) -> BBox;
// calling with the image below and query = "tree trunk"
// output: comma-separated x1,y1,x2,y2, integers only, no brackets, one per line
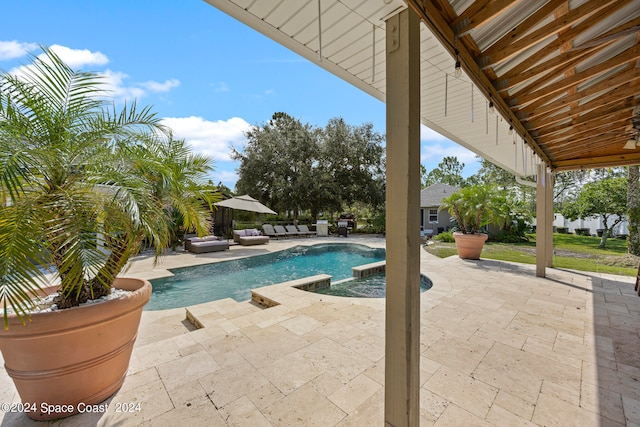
628,165,640,255
53,233,137,308
598,227,609,249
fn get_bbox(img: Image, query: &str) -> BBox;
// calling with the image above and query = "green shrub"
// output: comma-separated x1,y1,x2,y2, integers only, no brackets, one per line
492,231,530,243
575,228,591,236
434,231,455,242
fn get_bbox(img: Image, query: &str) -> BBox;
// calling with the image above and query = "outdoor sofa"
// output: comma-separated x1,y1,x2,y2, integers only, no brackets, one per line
185,236,229,253
233,229,269,246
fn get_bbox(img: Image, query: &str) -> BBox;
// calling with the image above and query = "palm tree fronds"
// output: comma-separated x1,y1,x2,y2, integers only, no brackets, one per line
1,46,219,319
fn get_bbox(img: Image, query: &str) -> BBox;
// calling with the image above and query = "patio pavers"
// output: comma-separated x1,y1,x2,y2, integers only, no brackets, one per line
1,236,639,426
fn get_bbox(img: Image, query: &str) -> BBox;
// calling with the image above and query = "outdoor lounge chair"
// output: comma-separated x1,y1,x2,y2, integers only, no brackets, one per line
285,225,305,238
274,225,292,238
297,224,316,237
262,224,285,239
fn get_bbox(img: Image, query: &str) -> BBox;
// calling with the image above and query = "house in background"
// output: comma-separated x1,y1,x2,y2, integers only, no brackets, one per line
420,183,459,236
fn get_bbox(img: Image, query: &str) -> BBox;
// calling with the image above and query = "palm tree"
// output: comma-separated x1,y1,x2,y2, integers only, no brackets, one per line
0,47,216,324
440,184,498,234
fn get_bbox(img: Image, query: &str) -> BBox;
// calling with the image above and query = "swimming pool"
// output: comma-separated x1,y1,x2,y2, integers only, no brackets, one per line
146,243,385,310
313,274,432,298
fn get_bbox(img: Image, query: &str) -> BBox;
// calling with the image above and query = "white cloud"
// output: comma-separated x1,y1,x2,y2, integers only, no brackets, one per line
420,124,451,142
419,124,478,169
9,45,110,80
140,79,180,93
0,40,38,60
48,44,109,68
211,169,239,187
420,142,478,166
160,116,251,162
98,69,144,100
97,70,180,103
6,43,178,104
211,82,229,93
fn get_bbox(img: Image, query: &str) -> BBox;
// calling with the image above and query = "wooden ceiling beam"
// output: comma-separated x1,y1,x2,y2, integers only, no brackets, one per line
510,44,640,107
486,0,632,77
452,0,515,36
413,0,640,173
505,49,604,100
432,0,459,23
406,0,552,165
539,137,625,165
545,142,631,165
553,153,640,171
535,106,633,139
437,0,486,57
496,44,607,92
573,16,640,49
482,0,620,66
516,66,640,120
474,0,565,67
536,115,631,145
541,128,626,153
536,113,632,145
528,91,639,130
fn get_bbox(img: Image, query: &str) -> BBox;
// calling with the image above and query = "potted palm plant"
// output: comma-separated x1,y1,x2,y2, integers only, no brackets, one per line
439,184,498,259
0,47,217,420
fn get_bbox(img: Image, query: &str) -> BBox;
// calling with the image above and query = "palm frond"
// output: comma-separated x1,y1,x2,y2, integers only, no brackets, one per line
0,203,50,328
1,46,218,321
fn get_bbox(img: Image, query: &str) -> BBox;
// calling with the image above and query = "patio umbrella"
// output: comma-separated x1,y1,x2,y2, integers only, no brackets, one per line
214,194,277,215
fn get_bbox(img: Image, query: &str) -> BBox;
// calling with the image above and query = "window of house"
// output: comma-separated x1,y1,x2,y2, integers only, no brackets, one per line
429,209,438,223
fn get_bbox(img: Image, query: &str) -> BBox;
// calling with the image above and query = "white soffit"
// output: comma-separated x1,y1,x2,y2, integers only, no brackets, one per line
204,0,534,176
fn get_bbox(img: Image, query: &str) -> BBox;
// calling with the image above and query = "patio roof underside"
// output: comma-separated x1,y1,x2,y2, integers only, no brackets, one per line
206,0,640,175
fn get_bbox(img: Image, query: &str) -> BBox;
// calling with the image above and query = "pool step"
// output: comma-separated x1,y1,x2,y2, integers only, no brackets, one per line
251,274,331,308
185,298,264,330
352,261,385,278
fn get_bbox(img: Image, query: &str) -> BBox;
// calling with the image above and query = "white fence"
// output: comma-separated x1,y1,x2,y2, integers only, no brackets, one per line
538,214,629,236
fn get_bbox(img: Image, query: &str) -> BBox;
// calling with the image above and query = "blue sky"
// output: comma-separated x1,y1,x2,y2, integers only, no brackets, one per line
1,0,479,189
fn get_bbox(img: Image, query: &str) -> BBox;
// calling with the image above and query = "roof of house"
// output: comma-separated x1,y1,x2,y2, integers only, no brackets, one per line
420,183,459,208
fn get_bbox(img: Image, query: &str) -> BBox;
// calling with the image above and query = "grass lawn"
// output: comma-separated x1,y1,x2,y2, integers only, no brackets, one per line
424,233,640,277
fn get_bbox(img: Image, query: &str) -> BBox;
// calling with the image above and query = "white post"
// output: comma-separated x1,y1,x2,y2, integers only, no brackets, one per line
384,8,421,426
545,170,554,267
536,164,553,276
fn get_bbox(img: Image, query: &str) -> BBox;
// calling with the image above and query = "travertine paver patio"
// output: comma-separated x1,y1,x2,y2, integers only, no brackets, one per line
1,235,639,426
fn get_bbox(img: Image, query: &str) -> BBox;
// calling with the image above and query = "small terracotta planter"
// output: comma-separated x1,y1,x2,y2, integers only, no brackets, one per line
453,232,488,260
0,277,151,420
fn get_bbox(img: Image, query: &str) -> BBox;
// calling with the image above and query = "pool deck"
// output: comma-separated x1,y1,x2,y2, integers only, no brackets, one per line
1,235,640,426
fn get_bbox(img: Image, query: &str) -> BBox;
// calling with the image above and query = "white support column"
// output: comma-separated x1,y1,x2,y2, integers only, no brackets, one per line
536,164,553,277
545,170,554,267
384,8,421,427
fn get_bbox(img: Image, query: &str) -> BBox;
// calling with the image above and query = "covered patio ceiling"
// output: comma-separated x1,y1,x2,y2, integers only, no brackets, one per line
205,0,640,174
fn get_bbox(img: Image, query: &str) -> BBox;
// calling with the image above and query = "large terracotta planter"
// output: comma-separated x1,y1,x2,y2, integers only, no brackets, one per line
0,277,151,420
453,232,488,260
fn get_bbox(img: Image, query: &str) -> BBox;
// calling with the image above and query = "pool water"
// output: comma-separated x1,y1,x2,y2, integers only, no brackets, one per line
146,244,385,310
314,274,432,298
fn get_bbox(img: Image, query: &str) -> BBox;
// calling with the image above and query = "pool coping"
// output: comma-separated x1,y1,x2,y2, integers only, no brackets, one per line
352,260,385,278
251,274,332,308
